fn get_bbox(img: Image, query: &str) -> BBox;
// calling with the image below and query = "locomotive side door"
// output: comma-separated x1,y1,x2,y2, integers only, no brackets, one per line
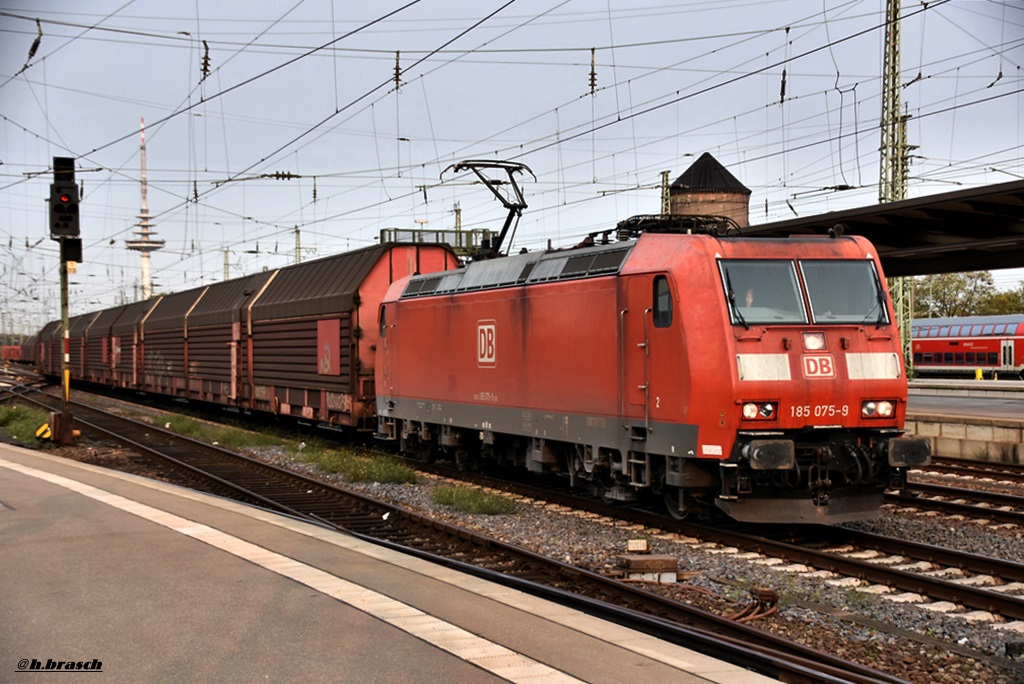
622,276,651,417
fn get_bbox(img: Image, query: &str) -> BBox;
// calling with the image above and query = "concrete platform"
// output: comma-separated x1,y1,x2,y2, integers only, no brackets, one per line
906,381,1024,462
0,444,772,683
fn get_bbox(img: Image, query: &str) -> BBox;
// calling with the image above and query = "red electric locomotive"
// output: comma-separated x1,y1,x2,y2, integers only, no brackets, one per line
911,315,1024,379
376,216,931,523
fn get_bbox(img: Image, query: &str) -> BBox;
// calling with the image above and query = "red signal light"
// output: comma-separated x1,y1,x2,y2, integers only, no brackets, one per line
59,193,72,203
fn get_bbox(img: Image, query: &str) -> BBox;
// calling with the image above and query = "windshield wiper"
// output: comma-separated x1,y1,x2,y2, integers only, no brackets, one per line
724,270,750,330
868,269,889,328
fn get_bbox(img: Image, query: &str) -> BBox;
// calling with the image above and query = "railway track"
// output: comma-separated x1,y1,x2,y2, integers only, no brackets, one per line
918,456,1024,486
452,471,1024,624
886,482,1024,525
5,388,904,684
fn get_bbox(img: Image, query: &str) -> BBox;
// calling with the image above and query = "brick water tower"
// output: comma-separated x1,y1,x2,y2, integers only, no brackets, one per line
669,152,751,228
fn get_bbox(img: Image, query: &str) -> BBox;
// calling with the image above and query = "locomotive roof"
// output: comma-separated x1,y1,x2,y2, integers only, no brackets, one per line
401,241,635,299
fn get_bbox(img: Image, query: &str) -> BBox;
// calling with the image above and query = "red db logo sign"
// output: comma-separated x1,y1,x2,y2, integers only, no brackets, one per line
802,354,835,378
477,321,496,368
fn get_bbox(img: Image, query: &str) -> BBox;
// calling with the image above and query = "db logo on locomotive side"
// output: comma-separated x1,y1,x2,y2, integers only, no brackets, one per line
802,354,836,378
477,321,497,368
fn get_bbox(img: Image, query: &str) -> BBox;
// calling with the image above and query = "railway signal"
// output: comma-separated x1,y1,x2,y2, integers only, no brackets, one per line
50,156,80,445
49,181,80,237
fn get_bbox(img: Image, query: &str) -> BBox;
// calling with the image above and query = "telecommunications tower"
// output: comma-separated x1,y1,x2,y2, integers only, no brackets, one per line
125,118,165,299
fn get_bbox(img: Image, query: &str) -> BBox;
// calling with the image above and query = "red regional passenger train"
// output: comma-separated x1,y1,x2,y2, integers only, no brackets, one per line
30,215,930,524
911,315,1024,379
376,216,930,523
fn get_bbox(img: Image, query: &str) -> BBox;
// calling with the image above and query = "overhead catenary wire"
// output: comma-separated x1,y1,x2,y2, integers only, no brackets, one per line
2,0,1021,320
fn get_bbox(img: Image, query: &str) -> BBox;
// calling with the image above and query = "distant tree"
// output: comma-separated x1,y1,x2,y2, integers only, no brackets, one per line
977,283,1024,315
912,271,996,318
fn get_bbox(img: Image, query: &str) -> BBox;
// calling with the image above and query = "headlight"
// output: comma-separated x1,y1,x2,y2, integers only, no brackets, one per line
861,400,895,418
742,402,776,420
802,332,826,351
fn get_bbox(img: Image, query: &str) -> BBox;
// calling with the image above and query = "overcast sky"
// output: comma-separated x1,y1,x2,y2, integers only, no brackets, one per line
1,0,1022,332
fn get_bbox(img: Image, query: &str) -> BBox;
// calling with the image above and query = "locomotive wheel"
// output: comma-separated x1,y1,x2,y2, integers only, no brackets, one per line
403,438,435,463
597,482,617,504
663,487,691,520
454,448,477,472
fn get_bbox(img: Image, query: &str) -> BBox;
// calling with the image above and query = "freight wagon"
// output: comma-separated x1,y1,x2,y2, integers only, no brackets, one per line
48,243,459,429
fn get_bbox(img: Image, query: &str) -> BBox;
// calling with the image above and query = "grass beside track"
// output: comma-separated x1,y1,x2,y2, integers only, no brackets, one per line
154,415,419,485
0,404,49,447
432,485,518,515
299,440,418,484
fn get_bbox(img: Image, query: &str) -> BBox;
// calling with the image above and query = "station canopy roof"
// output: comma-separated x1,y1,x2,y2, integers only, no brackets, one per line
739,179,1024,277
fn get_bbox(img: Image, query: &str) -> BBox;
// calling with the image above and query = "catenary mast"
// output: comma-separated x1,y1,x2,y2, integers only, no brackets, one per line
879,0,914,370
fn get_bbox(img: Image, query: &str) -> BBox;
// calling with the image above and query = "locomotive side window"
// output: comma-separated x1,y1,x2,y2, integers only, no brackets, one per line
653,275,672,328
799,260,889,325
379,305,387,338
718,260,807,325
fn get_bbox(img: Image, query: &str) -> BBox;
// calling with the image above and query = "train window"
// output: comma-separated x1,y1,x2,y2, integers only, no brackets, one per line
983,324,994,335
989,352,999,364
994,324,1007,335
939,326,950,337
561,253,596,276
913,353,922,364
944,353,953,364
955,353,965,365
922,353,933,363
718,260,807,325
971,325,983,336
379,306,387,338
799,260,888,325
653,275,672,328
966,352,976,364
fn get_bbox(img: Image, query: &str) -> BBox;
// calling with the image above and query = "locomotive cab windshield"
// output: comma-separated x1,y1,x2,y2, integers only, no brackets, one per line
720,258,888,326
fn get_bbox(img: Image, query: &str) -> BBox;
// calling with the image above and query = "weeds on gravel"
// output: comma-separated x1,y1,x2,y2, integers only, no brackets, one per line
159,415,280,450
0,404,49,446
432,485,518,515
300,443,418,484
841,586,878,610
